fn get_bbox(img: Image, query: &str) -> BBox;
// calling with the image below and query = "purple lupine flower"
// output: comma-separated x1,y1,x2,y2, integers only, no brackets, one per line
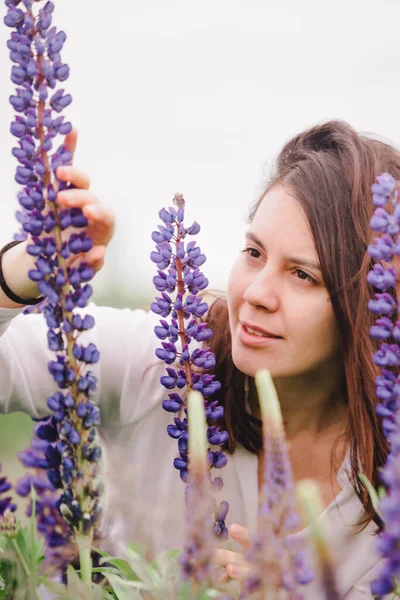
15,418,74,574
371,173,398,207
0,464,17,517
368,293,396,316
242,371,313,598
16,420,104,583
367,173,400,596
5,0,103,581
367,265,396,292
151,194,229,540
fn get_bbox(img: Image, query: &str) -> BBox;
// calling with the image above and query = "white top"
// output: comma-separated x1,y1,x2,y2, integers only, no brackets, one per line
0,303,391,599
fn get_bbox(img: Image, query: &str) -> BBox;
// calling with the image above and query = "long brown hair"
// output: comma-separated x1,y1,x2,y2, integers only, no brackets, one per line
206,120,400,531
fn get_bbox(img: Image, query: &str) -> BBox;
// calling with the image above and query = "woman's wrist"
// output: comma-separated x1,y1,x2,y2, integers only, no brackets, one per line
0,240,42,308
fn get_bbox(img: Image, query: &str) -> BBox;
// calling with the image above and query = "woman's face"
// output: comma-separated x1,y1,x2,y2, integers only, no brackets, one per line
227,185,341,379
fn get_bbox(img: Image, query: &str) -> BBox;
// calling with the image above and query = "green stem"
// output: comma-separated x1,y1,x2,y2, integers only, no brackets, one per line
10,539,40,600
77,533,93,587
10,538,30,578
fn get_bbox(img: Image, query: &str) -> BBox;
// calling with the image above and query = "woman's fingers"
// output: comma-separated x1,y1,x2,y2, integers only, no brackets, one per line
58,188,98,208
84,205,115,244
229,524,251,549
214,526,252,586
63,128,78,158
57,187,115,248
213,548,251,584
226,562,251,580
213,548,244,568
57,165,90,190
67,245,105,274
55,157,114,275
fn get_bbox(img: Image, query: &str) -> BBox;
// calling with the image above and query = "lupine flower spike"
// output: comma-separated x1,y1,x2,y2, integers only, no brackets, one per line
180,390,215,588
16,418,72,569
242,370,313,599
297,480,339,600
5,0,102,585
15,418,93,581
151,193,229,539
16,423,105,584
367,173,400,597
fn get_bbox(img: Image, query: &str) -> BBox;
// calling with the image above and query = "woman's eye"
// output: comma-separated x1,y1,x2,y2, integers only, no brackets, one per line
241,247,261,259
240,249,318,284
294,269,317,285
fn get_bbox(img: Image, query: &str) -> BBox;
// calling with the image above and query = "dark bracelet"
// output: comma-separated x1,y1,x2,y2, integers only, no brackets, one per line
0,240,45,306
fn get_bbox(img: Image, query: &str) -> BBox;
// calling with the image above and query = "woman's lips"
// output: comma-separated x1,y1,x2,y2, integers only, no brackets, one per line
238,323,283,347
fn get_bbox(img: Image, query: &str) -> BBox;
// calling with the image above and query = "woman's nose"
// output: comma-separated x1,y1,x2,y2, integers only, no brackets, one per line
242,271,280,312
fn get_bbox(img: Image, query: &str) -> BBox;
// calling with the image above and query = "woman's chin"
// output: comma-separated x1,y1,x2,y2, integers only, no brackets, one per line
231,347,278,378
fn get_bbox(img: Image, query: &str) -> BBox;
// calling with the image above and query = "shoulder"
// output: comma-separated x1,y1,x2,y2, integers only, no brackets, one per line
340,555,390,599
326,495,383,598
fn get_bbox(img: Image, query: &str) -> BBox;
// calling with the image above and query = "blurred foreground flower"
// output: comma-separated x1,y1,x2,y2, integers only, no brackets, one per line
180,390,215,587
297,480,339,600
242,370,313,599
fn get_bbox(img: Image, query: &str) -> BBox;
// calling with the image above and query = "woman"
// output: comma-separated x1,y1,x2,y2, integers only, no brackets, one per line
0,120,396,598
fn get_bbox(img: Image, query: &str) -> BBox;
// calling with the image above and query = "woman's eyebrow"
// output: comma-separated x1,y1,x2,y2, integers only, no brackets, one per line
245,231,322,271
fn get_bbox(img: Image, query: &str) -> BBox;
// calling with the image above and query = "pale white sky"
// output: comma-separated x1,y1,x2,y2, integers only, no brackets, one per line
1,0,400,298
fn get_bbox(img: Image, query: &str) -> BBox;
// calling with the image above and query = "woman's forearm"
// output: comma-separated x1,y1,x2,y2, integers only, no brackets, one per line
0,240,40,308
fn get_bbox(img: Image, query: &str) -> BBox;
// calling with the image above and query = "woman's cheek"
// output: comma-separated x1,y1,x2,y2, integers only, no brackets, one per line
227,258,243,300
296,300,338,357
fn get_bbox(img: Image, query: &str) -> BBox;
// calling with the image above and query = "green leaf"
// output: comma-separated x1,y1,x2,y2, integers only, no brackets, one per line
358,472,384,521
40,577,71,600
91,547,112,559
64,564,105,600
41,573,106,600
67,564,86,588
91,567,123,576
378,485,387,499
148,548,182,600
123,544,160,587
101,590,117,600
152,547,181,575
106,574,146,600
27,490,45,569
98,556,138,580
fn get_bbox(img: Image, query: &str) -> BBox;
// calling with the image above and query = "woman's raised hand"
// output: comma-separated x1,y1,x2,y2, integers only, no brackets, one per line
214,524,252,583
56,129,115,274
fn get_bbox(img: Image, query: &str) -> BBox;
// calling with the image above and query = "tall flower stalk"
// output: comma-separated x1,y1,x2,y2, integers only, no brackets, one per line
5,0,102,585
242,370,312,599
367,173,400,597
150,193,229,540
